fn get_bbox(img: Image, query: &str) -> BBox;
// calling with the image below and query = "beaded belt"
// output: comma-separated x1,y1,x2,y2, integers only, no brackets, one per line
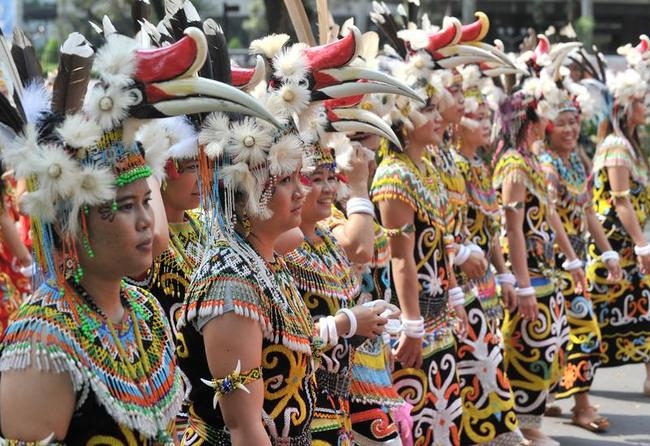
315,367,352,398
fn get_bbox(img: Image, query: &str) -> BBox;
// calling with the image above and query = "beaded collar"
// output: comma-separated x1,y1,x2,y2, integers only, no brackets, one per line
284,225,360,304
0,279,182,442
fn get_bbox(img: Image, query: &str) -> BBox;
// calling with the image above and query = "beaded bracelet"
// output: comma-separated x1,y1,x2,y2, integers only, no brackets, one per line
453,244,471,266
516,286,536,297
447,286,465,307
346,197,375,217
634,244,650,256
561,258,584,271
336,308,358,338
401,316,425,338
201,360,262,408
496,273,517,286
600,250,620,263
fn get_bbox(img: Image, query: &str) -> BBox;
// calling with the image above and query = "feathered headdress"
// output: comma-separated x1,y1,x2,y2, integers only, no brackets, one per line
0,24,278,285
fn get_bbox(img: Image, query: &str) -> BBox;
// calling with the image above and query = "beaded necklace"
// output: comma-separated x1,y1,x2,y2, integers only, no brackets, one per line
285,226,359,304
549,151,588,197
68,279,174,444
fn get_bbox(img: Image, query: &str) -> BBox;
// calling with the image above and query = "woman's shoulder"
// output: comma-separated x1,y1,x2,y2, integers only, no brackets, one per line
0,281,86,391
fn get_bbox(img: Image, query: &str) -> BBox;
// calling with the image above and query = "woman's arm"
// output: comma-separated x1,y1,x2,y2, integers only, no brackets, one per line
331,148,375,264
0,210,31,267
607,165,650,273
378,198,422,368
489,236,517,312
202,313,271,446
147,176,170,259
501,180,537,320
547,206,586,293
0,365,75,440
585,206,622,281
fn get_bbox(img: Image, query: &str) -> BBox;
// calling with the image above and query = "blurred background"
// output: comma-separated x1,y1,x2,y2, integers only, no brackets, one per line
1,0,646,74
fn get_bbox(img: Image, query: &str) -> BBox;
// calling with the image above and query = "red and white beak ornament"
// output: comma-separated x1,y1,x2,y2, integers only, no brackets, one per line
129,27,280,127
280,26,424,104
323,97,402,150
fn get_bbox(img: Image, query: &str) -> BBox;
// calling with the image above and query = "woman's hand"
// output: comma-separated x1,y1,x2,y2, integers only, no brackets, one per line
351,304,389,338
452,304,468,340
518,294,538,321
569,267,587,295
459,251,488,280
393,333,423,369
501,282,517,313
638,253,650,276
605,259,623,282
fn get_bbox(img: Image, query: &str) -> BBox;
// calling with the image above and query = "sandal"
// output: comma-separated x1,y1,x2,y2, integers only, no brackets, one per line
571,406,609,433
544,405,562,417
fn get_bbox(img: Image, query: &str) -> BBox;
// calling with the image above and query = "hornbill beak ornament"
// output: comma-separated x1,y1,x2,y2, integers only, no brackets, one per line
126,27,281,127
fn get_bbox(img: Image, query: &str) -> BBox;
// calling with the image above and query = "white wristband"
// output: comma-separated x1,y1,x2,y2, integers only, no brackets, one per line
447,286,465,307
468,243,483,254
326,315,338,345
319,315,339,345
401,316,425,338
336,308,357,338
516,286,536,297
496,273,517,286
19,262,36,278
634,244,650,256
561,258,584,271
600,250,620,263
346,197,375,217
454,245,471,265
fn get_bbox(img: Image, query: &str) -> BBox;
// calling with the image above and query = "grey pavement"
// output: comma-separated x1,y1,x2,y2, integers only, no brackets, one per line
543,364,650,445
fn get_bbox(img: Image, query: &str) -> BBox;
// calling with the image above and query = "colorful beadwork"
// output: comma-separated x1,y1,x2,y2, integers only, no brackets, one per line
0,279,183,443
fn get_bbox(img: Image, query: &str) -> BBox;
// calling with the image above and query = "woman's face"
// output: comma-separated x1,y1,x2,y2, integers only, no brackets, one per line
628,97,647,127
301,165,337,225
413,102,445,144
255,167,305,236
441,84,465,124
161,158,201,213
460,103,491,148
549,111,580,153
78,178,154,279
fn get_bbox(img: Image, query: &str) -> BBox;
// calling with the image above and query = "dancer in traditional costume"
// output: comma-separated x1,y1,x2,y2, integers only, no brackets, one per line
0,23,264,442
492,38,587,444
452,63,526,446
588,66,650,395
539,83,622,432
176,26,412,444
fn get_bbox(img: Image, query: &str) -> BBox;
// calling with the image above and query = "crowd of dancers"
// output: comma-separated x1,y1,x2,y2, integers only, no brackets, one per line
0,1,649,445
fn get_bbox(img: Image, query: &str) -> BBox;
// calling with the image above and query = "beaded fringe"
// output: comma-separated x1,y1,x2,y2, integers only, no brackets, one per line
0,319,183,439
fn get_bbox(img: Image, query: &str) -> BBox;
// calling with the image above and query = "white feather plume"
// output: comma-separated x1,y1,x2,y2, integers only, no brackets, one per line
93,34,139,86
268,133,302,176
20,190,57,223
56,115,102,149
250,34,290,59
200,113,231,160
31,146,82,199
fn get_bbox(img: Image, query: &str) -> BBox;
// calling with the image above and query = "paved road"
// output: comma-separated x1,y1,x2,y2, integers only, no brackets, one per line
542,364,650,445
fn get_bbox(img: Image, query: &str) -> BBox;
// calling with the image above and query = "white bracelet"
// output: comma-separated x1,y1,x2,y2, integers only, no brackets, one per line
326,315,338,345
454,244,471,265
19,262,36,278
600,250,620,263
496,273,517,286
561,258,584,271
516,286,536,297
336,308,357,338
401,316,425,338
468,243,483,254
447,286,465,307
346,197,374,217
634,244,650,256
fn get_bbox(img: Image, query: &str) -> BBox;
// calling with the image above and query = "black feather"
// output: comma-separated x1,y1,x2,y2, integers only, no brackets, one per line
11,28,43,86
131,0,152,37
203,19,231,84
